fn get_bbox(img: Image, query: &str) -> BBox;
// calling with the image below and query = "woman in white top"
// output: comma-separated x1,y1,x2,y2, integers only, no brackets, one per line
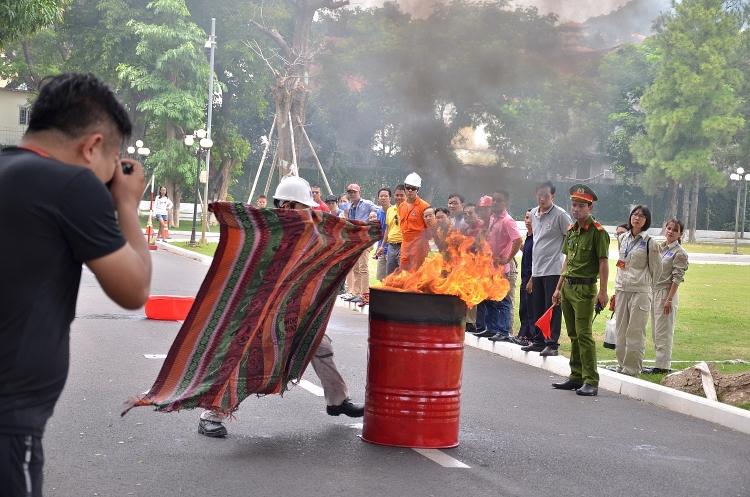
153,186,173,241
614,205,662,376
646,219,689,374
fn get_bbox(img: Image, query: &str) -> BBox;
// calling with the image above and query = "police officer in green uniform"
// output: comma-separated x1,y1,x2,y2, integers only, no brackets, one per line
550,184,610,396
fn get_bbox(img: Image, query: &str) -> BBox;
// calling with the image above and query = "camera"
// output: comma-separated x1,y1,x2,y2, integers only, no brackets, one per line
121,162,133,175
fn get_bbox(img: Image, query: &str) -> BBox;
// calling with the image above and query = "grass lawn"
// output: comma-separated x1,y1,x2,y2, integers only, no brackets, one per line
178,241,750,395
680,242,750,255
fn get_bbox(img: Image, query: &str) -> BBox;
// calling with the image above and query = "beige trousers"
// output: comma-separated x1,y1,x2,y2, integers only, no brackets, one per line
507,260,518,333
466,305,477,325
351,249,371,296
614,290,651,376
651,289,678,370
201,334,349,422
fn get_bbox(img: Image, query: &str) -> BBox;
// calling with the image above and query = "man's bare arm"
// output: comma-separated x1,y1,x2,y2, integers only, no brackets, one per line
86,159,151,309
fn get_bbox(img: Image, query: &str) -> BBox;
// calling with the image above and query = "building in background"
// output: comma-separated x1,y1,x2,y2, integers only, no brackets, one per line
0,86,31,146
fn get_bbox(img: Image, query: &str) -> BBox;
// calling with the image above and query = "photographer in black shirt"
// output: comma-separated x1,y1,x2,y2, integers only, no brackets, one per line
0,73,152,496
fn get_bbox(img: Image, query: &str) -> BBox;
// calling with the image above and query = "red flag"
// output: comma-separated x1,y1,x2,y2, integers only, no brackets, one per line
535,305,555,340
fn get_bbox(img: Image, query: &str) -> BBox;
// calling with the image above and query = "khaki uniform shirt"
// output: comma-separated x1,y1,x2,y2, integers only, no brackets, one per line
561,216,610,279
614,231,662,292
654,240,688,291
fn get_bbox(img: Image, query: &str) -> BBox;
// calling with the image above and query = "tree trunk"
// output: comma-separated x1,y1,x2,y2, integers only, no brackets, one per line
681,182,690,224
20,38,37,89
688,172,699,243
664,178,679,232
272,80,309,178
212,157,236,202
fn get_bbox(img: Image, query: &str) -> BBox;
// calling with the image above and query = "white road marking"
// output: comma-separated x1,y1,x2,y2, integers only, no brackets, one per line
413,448,470,468
298,379,324,397
143,354,167,359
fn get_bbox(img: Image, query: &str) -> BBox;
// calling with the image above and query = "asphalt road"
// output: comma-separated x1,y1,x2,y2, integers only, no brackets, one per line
42,249,750,497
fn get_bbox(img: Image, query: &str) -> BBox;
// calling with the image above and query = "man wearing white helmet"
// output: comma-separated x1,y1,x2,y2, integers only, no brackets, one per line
397,172,431,272
198,175,364,438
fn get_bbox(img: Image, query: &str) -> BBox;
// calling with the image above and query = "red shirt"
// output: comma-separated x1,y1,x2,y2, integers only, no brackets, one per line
313,199,331,213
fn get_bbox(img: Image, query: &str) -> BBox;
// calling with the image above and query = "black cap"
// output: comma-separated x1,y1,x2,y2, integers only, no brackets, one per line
325,195,338,203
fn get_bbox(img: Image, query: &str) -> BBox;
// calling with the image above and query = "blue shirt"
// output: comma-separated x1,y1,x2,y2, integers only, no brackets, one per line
347,199,378,222
377,207,388,254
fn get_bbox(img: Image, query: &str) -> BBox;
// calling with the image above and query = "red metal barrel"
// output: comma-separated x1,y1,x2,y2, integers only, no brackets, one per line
362,288,467,448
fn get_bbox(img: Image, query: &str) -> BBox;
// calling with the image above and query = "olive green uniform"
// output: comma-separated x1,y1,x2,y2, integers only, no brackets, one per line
560,216,610,387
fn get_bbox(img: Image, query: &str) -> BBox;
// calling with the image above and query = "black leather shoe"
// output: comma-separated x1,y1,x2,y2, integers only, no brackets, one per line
576,384,598,396
198,419,228,437
520,343,545,352
642,367,671,374
552,379,584,390
326,398,364,417
473,330,496,338
488,334,511,342
465,323,477,334
539,346,559,356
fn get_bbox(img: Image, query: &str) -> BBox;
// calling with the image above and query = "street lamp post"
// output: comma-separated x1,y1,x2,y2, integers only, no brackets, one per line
742,173,750,238
731,166,745,255
201,18,216,245
184,130,213,246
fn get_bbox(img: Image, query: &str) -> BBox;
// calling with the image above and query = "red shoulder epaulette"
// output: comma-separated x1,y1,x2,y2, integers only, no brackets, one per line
594,222,604,231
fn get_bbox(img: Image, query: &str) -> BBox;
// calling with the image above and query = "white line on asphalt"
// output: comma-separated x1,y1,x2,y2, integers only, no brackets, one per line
298,379,324,397
413,448,470,468
143,354,167,359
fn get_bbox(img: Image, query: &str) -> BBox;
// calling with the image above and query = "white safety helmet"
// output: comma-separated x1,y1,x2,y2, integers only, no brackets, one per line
273,176,319,208
404,172,422,188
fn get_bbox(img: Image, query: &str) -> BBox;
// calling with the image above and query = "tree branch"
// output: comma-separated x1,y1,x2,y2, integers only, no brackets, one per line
249,19,292,60
246,40,281,80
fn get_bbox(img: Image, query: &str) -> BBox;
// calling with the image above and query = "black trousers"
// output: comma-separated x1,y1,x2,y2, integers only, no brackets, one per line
531,274,563,348
0,434,44,497
518,277,535,339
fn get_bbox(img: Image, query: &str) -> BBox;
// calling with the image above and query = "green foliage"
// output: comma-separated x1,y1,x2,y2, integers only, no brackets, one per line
598,42,656,182
118,0,208,128
632,0,745,186
0,0,66,49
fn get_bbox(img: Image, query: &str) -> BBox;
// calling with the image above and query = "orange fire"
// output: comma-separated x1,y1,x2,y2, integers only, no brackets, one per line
373,231,509,306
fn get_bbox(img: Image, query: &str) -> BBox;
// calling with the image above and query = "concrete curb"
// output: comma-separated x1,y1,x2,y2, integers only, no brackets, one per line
465,334,750,435
157,246,749,435
155,241,214,266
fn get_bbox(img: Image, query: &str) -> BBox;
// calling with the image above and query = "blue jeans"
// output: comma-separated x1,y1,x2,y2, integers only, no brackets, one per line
480,296,511,336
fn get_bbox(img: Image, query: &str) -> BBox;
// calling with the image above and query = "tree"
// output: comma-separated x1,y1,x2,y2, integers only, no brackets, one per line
117,0,210,224
631,0,744,240
249,0,349,179
598,41,656,182
0,0,65,49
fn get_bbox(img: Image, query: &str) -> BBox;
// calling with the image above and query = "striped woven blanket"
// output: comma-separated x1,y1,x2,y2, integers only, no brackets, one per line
124,202,380,416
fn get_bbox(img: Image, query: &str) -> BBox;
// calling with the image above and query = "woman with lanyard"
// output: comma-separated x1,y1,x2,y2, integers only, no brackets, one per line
613,205,662,376
644,219,689,374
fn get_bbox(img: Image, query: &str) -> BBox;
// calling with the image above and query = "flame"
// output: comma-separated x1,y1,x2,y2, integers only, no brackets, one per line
374,231,509,306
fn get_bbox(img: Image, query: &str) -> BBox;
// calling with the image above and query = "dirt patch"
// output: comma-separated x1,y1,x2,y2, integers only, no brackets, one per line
661,363,750,406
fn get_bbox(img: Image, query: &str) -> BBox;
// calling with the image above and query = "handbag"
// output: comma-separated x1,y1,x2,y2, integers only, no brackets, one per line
603,312,616,349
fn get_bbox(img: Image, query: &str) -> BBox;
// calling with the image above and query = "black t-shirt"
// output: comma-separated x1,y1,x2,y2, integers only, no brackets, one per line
0,147,126,437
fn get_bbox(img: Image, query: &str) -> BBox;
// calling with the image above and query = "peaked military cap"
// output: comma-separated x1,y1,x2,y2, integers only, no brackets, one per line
569,183,598,202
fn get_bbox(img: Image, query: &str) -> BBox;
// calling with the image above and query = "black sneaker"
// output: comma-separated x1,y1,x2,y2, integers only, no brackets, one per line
465,323,477,334
198,419,228,437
